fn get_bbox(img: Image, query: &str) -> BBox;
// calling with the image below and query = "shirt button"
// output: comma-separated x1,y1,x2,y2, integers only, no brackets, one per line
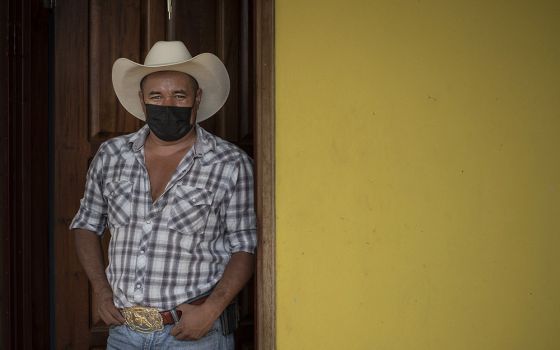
133,289,143,302
136,283,141,289
143,221,153,232
137,255,147,269
146,220,151,224
140,248,145,254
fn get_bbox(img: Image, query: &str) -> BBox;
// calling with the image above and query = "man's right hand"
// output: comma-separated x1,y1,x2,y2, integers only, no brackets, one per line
97,289,126,326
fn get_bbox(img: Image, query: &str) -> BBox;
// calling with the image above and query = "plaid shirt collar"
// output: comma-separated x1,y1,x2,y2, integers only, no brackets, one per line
125,124,217,165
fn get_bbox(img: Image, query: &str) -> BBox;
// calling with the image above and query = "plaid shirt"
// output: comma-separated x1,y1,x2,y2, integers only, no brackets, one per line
70,125,257,310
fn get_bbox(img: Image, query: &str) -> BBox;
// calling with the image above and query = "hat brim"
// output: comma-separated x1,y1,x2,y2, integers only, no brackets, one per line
112,53,230,122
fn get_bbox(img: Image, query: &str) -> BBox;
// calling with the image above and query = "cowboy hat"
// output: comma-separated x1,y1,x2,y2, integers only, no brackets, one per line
112,41,230,123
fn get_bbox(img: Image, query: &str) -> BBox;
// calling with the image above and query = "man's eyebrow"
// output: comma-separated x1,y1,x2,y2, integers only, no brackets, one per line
147,89,188,95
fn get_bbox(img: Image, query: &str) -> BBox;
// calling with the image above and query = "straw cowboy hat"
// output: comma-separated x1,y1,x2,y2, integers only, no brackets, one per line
112,41,230,123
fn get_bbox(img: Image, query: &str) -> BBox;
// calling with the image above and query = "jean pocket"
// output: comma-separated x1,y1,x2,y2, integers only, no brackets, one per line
104,180,133,228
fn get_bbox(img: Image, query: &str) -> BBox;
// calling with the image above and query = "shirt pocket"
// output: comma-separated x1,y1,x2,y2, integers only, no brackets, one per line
103,180,133,228
168,185,214,235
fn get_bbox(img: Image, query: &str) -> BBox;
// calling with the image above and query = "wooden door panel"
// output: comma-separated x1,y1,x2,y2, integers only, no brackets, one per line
89,0,144,140
54,0,91,348
175,0,254,156
174,0,217,54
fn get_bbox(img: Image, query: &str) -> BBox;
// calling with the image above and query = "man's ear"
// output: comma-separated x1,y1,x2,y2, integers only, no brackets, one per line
195,88,203,109
191,88,203,124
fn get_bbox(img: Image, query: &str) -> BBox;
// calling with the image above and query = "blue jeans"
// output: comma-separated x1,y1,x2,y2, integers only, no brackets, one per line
107,319,234,350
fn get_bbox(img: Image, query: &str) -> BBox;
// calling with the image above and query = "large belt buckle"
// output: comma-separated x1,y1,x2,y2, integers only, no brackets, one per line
121,306,164,333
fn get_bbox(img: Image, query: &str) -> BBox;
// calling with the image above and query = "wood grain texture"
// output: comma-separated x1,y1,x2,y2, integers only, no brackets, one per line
25,3,51,348
0,1,50,349
0,3,11,347
54,1,92,347
142,0,166,56
217,0,240,142
254,0,276,349
174,0,254,156
89,0,143,139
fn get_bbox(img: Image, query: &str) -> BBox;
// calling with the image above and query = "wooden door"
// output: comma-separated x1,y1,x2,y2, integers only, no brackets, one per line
53,1,254,348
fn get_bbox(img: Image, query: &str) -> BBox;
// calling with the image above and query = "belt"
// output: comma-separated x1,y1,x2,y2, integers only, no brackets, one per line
160,296,208,324
121,296,208,333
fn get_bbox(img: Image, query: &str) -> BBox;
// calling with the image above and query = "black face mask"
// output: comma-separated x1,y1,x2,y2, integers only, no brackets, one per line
145,104,194,142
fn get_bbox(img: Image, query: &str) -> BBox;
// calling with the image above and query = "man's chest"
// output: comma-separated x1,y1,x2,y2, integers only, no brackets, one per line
144,150,186,202
100,151,237,224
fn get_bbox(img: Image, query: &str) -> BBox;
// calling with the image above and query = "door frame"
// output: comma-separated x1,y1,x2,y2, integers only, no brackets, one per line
0,0,275,348
40,0,276,348
0,1,51,349
254,0,276,349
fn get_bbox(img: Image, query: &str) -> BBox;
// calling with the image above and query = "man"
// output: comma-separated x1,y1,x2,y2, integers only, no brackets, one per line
71,41,256,349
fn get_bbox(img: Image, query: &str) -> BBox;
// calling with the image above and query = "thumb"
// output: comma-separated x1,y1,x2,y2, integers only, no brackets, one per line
170,322,182,336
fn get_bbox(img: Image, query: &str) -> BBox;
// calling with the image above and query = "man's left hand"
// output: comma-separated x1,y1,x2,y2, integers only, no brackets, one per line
170,303,219,340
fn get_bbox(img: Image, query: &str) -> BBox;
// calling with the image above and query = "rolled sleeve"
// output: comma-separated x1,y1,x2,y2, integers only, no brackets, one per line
224,157,257,254
69,146,107,235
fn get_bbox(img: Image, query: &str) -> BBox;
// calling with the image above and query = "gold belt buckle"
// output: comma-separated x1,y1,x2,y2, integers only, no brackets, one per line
121,306,164,333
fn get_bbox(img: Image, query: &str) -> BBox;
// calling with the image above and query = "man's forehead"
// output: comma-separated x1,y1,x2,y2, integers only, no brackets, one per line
141,71,197,90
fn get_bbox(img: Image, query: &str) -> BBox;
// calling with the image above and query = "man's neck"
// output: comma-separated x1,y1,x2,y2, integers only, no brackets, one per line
145,127,197,155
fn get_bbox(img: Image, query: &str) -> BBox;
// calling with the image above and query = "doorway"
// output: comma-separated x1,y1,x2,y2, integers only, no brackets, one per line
51,0,275,349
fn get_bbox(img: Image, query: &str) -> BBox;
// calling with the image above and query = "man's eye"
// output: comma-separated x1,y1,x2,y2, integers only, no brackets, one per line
150,96,161,100
175,95,186,99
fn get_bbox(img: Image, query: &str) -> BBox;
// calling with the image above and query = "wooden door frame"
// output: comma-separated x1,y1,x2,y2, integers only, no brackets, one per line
49,0,275,348
254,0,276,349
0,0,274,348
0,1,51,349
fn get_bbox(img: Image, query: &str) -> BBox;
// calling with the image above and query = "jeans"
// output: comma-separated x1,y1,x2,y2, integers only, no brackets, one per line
107,319,234,350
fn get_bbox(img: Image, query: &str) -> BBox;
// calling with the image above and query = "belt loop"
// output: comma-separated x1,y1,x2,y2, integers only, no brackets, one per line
170,308,180,324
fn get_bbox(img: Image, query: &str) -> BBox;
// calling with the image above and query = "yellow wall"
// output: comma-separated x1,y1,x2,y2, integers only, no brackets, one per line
275,1,560,349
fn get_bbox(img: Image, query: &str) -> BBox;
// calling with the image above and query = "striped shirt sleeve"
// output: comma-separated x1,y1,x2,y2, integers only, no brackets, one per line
224,156,257,254
69,145,108,235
